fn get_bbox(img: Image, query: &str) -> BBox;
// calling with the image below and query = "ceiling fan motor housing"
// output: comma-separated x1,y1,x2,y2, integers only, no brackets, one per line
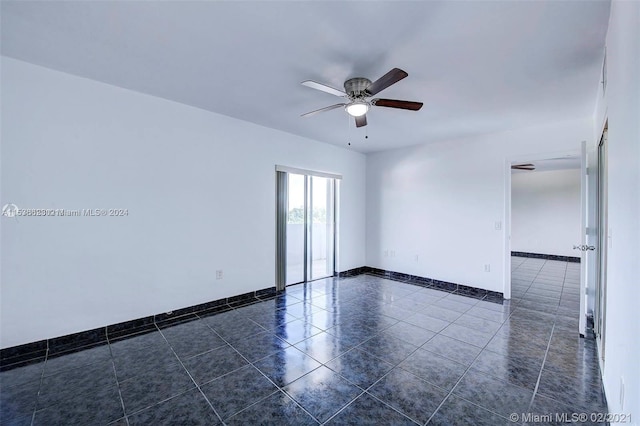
344,77,372,98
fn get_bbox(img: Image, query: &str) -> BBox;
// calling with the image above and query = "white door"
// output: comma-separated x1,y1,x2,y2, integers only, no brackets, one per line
594,129,608,361
578,139,601,337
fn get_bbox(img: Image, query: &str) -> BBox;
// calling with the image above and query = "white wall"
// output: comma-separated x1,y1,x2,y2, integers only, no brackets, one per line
0,57,366,348
511,169,581,257
592,0,640,421
365,118,592,294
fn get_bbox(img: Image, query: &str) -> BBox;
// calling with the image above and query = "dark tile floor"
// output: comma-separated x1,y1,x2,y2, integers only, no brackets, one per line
0,257,607,425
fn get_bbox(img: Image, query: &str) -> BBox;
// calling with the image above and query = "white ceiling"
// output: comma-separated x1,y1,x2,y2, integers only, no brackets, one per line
1,1,610,153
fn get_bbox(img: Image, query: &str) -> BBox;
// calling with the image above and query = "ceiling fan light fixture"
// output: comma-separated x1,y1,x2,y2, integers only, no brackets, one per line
345,101,369,117
301,68,420,126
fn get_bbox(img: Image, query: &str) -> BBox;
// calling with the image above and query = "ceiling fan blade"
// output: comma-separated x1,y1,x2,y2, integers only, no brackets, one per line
373,98,423,111
301,80,346,97
366,68,408,96
511,164,536,170
355,114,367,128
300,103,346,117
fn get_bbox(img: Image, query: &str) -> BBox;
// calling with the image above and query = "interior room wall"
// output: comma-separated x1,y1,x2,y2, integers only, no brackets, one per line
0,57,367,349
511,169,581,257
591,0,640,419
365,118,592,294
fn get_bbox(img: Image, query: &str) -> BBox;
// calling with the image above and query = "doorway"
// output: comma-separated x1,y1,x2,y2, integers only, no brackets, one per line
504,151,581,314
276,167,339,291
508,156,582,305
504,139,608,341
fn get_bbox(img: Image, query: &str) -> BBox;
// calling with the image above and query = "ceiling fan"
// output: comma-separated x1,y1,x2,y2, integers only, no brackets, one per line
300,68,423,128
511,163,536,171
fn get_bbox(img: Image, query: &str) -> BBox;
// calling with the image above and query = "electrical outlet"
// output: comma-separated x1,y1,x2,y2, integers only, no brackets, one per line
484,264,491,272
216,270,223,280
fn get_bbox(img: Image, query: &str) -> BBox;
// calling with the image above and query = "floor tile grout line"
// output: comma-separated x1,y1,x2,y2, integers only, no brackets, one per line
423,323,518,425
229,388,321,425
195,312,323,425
121,385,209,420
28,345,49,426
514,259,557,312
105,343,131,426
319,389,420,426
526,322,557,414
152,321,226,425
331,330,457,425
429,394,515,425
318,390,367,425
29,342,125,425
333,356,432,425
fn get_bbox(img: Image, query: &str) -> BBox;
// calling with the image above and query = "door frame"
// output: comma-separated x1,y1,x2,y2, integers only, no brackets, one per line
275,166,341,291
594,122,608,362
503,148,580,301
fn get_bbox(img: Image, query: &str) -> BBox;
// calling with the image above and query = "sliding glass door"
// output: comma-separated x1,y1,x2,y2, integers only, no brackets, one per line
276,168,338,289
286,173,306,286
310,176,335,281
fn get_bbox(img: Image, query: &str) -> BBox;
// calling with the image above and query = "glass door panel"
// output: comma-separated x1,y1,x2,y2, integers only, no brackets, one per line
310,176,335,280
286,173,305,285
277,170,336,287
